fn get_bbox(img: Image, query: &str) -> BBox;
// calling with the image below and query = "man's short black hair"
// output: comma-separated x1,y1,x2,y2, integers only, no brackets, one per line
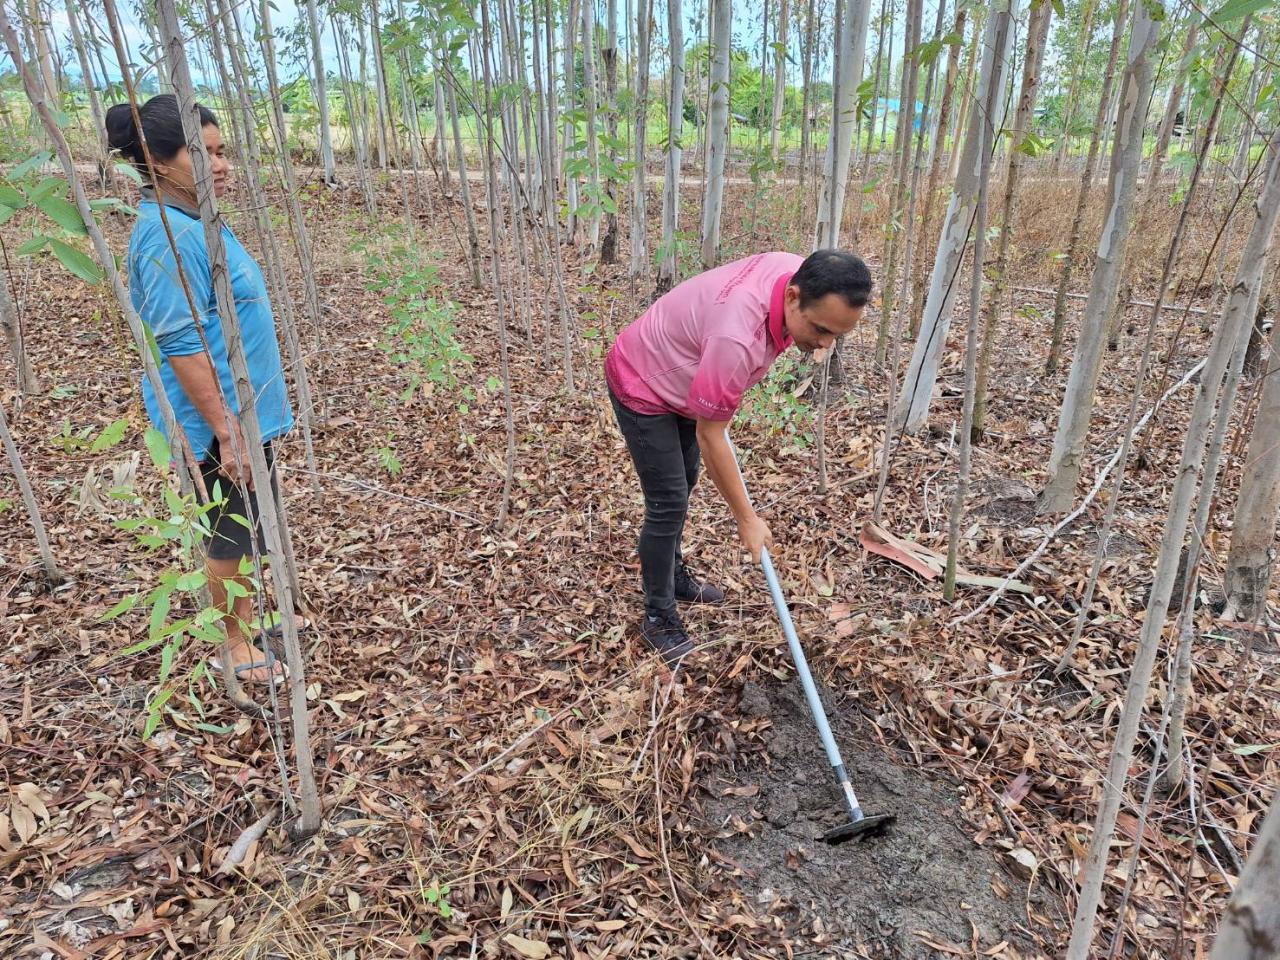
792,250,873,309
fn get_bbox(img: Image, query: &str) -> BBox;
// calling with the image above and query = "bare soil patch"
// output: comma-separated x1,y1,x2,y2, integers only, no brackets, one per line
701,681,1050,959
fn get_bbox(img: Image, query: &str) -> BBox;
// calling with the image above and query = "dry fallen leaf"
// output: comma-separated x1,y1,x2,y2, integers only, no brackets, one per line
503,934,551,958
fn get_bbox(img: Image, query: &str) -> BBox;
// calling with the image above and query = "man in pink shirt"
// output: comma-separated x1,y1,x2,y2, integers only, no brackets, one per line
606,250,872,663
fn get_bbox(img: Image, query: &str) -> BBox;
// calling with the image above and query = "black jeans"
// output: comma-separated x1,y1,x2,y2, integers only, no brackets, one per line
609,384,701,616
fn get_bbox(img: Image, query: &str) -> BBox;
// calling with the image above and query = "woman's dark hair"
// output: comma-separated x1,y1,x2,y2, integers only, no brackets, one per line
105,94,218,178
793,250,873,309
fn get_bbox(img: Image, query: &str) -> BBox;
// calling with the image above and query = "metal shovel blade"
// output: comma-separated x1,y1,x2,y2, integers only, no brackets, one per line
823,812,896,845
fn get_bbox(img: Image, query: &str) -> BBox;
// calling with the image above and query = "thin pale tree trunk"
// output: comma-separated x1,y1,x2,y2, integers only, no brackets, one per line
894,0,1011,432
798,0,815,187
1145,18,1200,196
303,0,336,183
873,0,923,361
251,0,330,416
848,0,887,250
1206,36,1267,324
65,0,110,186
529,0,560,363
1050,145,1270,674
1045,0,1127,375
1039,0,1161,512
0,265,38,395
214,0,321,494
1210,791,1280,960
970,0,1051,441
865,0,887,165
543,0,559,194
910,3,964,338
947,19,979,181
1106,27,1245,352
476,0,518,528
813,0,871,249
445,62,483,288
658,0,685,291
29,0,57,100
1163,274,1259,791
370,1,393,171
155,0,320,838
942,13,1003,600
434,67,451,194
630,0,654,275
878,0,893,151
1223,293,1280,621
869,0,941,522
892,0,944,345
1231,46,1263,186
0,397,61,583
700,0,730,266
601,0,620,262
334,15,377,213
523,4,580,391
770,0,789,160
513,0,537,217
582,0,602,251
393,36,426,227
562,0,581,240
530,0,551,216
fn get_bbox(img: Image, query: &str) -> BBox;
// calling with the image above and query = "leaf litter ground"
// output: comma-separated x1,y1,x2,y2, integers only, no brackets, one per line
0,168,1275,959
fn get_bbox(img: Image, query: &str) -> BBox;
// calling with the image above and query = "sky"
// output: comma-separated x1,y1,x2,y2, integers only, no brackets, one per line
27,0,859,91
23,0,1012,104
30,0,340,89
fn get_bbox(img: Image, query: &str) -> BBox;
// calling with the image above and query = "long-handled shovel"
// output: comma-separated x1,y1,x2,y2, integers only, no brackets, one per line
727,434,894,843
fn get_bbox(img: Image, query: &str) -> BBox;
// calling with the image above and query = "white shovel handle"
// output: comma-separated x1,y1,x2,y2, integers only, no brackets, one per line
724,432,865,821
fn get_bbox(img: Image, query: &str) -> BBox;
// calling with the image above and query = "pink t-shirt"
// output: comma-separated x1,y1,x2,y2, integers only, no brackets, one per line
606,252,801,420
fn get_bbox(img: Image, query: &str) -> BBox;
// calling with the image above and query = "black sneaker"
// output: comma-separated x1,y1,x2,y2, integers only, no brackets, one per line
639,610,695,665
674,561,726,605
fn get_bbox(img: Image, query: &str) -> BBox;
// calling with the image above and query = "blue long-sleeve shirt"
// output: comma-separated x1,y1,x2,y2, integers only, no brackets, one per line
127,192,293,461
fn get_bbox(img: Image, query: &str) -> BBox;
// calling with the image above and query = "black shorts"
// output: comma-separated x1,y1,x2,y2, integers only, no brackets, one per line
198,439,278,561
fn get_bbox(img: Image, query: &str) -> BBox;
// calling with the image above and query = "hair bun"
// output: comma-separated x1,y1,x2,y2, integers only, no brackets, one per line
105,103,139,156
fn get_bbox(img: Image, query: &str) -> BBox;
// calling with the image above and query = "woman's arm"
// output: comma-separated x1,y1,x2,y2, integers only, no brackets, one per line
169,352,251,489
696,417,773,562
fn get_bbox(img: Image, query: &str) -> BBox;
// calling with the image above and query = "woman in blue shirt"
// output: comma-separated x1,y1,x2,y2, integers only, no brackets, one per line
106,95,294,684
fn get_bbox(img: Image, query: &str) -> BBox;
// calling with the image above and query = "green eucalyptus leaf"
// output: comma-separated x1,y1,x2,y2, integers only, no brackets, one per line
144,426,171,472
0,184,28,209
115,161,146,185
1211,0,1272,20
9,151,52,180
49,238,103,284
101,592,142,621
89,417,129,453
36,194,87,235
16,235,49,256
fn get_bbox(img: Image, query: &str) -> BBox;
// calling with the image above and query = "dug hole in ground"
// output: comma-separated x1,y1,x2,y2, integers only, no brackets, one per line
701,679,1051,958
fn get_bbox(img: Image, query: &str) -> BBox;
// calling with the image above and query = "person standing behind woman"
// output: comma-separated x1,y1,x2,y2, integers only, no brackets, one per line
106,95,294,683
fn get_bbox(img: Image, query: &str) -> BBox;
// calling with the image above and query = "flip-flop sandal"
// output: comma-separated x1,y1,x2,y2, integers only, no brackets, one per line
254,616,311,643
210,656,289,685
255,617,313,658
